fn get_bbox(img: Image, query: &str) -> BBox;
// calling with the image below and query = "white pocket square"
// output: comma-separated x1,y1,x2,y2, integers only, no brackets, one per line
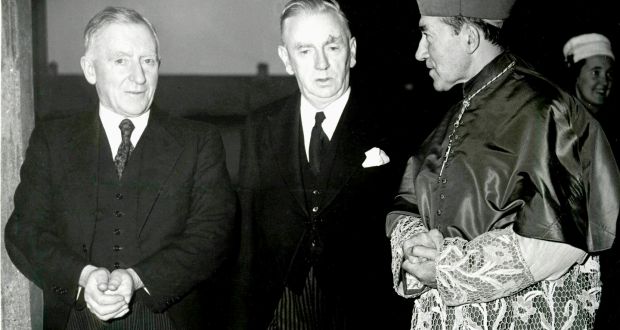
362,147,390,168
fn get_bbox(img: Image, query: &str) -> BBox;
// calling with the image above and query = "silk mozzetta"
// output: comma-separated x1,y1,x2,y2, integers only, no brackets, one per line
391,52,619,252
388,51,620,329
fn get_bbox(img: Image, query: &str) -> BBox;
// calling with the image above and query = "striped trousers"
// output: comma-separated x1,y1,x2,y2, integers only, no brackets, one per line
268,267,344,330
66,297,175,330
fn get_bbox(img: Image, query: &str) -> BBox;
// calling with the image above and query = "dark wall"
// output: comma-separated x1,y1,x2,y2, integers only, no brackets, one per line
339,0,619,145
39,75,297,119
340,0,619,88
37,74,298,185
35,1,619,183
506,0,619,81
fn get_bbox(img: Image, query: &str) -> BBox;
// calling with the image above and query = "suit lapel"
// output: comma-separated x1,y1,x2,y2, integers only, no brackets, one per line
136,111,183,235
63,112,101,243
318,95,367,209
268,94,308,215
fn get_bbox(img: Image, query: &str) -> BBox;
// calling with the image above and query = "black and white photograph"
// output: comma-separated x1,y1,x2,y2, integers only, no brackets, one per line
1,0,619,329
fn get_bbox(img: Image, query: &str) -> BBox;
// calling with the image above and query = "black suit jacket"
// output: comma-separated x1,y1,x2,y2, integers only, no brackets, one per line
234,92,410,329
5,110,236,329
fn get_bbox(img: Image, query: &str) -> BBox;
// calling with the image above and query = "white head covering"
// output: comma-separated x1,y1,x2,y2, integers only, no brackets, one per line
563,33,615,65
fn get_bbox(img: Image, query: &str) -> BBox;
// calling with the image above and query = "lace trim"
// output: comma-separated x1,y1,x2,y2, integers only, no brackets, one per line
436,228,536,306
390,215,428,297
410,256,601,329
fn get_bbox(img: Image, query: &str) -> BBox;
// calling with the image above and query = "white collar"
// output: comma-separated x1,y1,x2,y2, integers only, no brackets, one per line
98,104,150,158
300,88,351,161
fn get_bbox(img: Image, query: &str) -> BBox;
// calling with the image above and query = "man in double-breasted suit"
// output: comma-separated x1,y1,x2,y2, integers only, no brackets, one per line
234,1,410,329
5,7,235,329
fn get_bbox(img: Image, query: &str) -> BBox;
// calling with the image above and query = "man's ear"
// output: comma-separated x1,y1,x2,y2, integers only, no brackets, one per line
277,45,295,75
462,24,480,54
80,56,97,85
349,37,357,68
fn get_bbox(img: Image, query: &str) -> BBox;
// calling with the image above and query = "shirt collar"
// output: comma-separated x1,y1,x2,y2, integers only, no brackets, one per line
300,87,351,122
299,88,351,161
98,103,150,151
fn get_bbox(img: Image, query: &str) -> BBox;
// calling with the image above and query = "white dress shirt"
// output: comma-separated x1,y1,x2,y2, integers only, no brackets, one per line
99,104,150,158
78,104,151,299
300,88,351,162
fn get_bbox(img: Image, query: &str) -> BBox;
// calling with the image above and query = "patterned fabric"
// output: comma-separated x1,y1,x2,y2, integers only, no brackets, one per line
114,119,135,179
309,111,328,175
390,215,429,297
390,217,602,329
436,228,535,305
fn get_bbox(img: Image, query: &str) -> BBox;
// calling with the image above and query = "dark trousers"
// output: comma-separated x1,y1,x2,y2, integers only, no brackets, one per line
268,267,344,330
66,297,174,330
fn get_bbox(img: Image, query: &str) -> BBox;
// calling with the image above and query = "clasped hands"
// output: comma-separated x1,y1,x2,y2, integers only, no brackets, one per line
401,229,444,288
83,268,136,321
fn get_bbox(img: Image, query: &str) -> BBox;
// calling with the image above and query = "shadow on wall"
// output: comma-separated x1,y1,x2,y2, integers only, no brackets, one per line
37,72,298,186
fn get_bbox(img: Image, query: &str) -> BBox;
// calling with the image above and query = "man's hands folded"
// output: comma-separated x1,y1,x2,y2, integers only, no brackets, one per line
82,267,138,321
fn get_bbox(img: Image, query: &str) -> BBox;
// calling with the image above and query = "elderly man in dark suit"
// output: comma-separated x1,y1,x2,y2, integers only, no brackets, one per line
234,0,409,329
5,7,235,329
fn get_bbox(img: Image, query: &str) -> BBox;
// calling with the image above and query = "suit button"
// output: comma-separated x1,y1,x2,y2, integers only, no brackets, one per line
312,206,319,213
115,193,123,200
442,178,448,184
440,193,446,200
113,245,123,251
113,210,123,217
113,228,121,235
82,244,88,253
312,190,320,195
437,209,442,216
114,262,120,269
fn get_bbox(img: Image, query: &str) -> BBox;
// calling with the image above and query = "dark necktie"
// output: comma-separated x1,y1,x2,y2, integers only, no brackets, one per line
309,111,328,175
114,119,135,179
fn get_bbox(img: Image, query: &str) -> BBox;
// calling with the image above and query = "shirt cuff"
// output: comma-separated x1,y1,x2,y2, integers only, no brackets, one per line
515,233,587,281
78,265,98,287
390,215,429,298
386,211,420,236
127,268,149,295
77,264,98,300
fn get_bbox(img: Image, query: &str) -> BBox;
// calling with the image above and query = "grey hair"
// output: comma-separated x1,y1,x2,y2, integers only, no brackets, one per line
83,6,160,59
280,0,351,41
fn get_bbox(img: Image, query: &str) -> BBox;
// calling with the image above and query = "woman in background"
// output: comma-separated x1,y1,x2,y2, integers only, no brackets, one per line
563,33,615,117
564,32,619,329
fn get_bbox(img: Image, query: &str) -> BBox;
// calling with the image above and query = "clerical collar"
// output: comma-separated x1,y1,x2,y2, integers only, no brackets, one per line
462,51,515,98
439,59,515,178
